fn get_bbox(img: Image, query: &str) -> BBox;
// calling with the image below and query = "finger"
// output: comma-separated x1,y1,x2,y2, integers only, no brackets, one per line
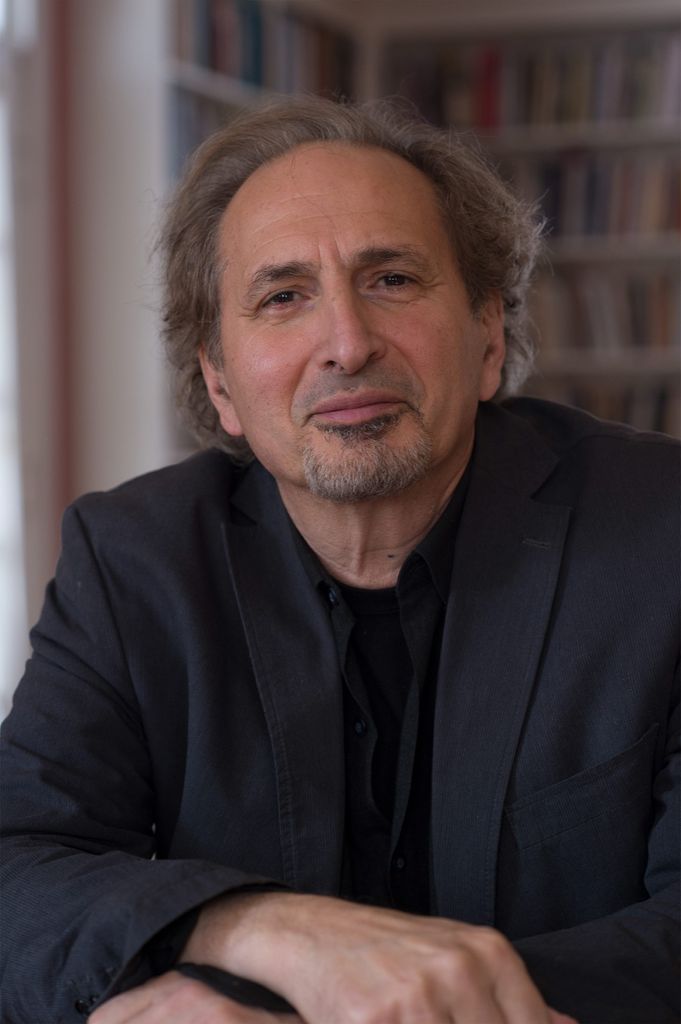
430,947,505,1024
548,1012,579,1024
89,971,293,1023
264,1015,305,1023
465,929,555,1024
88,974,204,1023
88,972,178,1022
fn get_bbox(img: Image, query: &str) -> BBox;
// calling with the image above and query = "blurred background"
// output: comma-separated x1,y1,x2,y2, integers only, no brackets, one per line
1,0,679,707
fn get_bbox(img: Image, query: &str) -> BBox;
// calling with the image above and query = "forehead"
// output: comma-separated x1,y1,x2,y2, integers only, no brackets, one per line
218,142,451,268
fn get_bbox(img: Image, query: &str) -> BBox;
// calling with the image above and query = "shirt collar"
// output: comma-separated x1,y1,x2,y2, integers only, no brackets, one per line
290,459,472,605
407,460,471,603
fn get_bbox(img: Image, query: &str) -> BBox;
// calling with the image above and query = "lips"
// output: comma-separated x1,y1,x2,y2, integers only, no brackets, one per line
308,391,407,425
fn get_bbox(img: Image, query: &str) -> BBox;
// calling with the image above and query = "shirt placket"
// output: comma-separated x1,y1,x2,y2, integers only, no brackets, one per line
388,558,443,904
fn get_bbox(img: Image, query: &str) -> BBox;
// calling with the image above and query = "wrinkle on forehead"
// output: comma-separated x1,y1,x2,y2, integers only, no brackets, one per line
218,142,455,298
225,142,439,230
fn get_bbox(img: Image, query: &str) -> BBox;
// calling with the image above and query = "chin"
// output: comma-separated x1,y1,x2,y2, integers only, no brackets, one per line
301,430,433,504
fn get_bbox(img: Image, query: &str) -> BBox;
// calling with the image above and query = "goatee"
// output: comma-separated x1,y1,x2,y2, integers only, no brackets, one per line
301,410,432,503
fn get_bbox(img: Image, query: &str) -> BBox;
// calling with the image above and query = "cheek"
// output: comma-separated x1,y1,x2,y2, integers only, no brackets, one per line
222,339,304,423
417,325,487,417
410,321,475,383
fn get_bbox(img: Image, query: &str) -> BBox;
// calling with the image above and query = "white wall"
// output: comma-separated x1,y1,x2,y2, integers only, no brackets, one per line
67,0,170,498
11,0,60,658
9,0,172,692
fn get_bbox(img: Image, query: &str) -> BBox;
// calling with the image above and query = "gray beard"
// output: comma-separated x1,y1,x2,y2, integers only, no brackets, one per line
301,411,432,504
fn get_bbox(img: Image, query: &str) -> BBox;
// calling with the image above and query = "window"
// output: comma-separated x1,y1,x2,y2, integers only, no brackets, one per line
0,0,28,711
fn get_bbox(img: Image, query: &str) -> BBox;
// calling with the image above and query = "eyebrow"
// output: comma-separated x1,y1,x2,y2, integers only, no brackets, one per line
243,262,315,306
242,245,432,305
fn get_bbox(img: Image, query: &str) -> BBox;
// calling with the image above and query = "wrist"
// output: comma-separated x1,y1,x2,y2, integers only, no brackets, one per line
179,890,327,997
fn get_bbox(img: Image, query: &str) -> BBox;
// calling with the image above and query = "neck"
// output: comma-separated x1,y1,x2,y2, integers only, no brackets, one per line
278,451,471,589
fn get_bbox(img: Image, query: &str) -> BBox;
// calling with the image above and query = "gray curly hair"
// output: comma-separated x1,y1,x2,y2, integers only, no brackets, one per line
159,95,543,458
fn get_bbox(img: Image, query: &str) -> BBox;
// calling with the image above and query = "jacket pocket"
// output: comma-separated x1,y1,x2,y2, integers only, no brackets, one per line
505,723,659,851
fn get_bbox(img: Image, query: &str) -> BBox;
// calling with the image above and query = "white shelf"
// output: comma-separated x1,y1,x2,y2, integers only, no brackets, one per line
482,120,681,154
545,234,681,265
536,349,679,378
168,59,270,108
364,0,681,35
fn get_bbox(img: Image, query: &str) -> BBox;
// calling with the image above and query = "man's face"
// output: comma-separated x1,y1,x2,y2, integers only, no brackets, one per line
202,142,505,504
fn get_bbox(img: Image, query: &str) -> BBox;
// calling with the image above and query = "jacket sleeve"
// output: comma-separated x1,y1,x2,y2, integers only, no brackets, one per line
514,668,680,1024
0,503,283,1024
515,884,680,1024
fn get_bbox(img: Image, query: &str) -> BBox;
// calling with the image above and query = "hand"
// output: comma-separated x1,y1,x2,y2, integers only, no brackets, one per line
88,970,304,1023
181,892,578,1024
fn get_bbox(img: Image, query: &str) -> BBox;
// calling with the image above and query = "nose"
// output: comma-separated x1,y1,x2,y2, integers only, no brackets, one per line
317,285,386,374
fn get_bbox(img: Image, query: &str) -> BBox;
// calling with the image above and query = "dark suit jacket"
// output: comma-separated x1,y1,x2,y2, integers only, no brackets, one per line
1,399,679,1023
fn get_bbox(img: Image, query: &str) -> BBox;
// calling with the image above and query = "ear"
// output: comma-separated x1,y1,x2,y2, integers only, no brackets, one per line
477,292,506,402
198,346,245,437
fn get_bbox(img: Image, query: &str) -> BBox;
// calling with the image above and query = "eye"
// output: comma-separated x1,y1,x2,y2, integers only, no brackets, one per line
264,289,297,306
379,273,412,287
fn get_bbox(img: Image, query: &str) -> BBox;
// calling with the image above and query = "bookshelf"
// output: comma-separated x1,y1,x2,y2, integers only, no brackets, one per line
168,0,357,178
164,2,679,436
382,13,681,434
64,0,678,487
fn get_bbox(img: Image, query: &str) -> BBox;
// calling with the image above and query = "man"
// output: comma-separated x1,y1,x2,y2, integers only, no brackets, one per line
0,97,678,1024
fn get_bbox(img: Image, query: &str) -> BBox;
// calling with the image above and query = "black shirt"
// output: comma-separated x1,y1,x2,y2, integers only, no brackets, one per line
296,468,470,914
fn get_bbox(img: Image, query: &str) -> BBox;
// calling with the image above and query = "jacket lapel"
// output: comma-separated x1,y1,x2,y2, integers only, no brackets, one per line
431,404,571,924
223,465,345,895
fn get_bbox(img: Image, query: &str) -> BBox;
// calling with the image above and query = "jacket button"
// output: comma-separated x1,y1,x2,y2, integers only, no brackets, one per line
353,719,367,736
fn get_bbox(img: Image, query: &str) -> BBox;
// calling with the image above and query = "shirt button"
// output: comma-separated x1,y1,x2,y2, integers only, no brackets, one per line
326,586,339,608
75,996,98,1014
353,719,367,736
393,855,406,871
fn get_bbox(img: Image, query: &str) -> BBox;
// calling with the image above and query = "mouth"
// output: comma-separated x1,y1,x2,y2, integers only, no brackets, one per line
308,392,408,427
